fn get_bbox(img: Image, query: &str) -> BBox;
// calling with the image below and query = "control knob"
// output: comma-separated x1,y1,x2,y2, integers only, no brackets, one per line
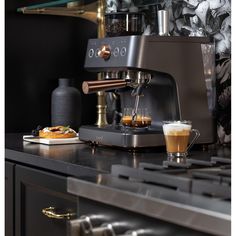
92,222,130,236
98,45,111,60
67,214,108,236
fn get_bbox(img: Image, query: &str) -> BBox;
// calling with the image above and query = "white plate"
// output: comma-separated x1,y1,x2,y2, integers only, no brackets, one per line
23,135,84,145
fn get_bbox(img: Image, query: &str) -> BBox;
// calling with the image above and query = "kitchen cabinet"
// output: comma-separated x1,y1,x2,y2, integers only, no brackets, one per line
5,162,15,236
6,162,77,236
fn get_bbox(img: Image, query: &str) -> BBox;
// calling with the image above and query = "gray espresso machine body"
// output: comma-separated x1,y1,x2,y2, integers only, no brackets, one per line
80,36,216,148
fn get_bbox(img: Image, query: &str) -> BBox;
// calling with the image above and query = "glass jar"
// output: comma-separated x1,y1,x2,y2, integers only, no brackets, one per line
105,12,145,37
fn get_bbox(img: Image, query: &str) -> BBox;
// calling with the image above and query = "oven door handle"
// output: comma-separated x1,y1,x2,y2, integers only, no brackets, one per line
42,206,76,220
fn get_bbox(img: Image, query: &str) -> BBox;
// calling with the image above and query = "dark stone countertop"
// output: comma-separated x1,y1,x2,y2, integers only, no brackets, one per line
5,133,231,178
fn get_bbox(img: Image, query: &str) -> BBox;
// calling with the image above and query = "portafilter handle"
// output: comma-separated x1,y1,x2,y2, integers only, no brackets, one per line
82,79,127,94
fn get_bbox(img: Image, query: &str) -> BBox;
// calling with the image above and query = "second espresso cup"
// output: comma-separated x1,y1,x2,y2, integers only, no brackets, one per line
162,120,200,158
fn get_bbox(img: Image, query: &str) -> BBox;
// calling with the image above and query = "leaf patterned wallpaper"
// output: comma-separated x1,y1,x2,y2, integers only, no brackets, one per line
106,0,231,145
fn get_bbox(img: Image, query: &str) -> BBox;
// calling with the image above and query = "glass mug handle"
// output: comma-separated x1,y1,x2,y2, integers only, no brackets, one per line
186,129,200,153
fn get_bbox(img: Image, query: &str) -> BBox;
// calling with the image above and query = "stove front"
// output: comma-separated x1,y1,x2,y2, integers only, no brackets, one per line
67,154,231,236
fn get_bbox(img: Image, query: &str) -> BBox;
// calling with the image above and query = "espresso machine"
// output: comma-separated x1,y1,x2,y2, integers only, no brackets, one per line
79,35,216,148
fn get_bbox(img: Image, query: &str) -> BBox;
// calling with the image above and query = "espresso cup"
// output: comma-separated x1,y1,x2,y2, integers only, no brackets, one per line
141,108,152,127
121,108,133,127
162,121,200,158
121,108,152,128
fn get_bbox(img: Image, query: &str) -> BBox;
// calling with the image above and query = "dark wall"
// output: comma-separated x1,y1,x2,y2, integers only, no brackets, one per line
5,0,98,132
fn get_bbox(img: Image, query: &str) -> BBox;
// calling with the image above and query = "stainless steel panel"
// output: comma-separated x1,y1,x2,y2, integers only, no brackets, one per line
67,176,230,236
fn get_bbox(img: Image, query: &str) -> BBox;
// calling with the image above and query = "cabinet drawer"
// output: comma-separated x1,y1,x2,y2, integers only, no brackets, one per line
5,161,15,236
15,165,77,236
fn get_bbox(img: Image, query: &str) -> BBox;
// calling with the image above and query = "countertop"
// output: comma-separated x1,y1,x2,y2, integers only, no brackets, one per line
5,133,231,235
5,133,231,177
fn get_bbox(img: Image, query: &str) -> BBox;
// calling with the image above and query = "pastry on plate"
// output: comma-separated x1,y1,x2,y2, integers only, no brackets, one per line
38,126,77,139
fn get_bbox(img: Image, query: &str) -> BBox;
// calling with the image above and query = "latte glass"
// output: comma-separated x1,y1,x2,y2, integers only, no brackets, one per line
162,121,200,158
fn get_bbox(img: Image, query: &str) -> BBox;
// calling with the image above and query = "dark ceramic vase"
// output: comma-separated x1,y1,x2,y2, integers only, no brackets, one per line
51,78,82,131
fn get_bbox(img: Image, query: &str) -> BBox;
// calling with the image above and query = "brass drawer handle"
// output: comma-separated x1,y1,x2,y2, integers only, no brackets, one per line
42,207,76,220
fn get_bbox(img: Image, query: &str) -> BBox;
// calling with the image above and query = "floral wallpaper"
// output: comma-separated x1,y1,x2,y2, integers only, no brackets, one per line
106,0,231,145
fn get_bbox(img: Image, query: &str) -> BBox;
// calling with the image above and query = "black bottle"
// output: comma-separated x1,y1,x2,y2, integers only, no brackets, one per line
51,78,82,131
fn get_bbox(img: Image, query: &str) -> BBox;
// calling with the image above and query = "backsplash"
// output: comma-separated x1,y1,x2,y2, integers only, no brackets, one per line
5,0,98,132
106,0,231,144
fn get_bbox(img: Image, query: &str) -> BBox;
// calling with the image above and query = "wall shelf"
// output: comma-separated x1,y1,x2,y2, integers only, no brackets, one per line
17,0,98,24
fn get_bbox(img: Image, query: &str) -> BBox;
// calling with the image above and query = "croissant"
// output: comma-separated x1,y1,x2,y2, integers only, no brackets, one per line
39,126,77,139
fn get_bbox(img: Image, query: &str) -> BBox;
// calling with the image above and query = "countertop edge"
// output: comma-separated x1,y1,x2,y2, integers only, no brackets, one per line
5,148,107,177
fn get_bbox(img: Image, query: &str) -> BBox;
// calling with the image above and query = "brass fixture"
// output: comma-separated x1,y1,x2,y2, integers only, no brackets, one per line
18,0,108,126
42,206,76,220
17,1,97,23
95,0,108,127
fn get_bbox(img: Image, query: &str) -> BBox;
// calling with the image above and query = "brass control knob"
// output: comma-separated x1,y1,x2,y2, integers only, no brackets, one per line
98,44,111,60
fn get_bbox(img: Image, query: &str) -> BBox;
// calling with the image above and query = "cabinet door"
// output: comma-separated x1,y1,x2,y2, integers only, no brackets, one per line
5,161,15,236
15,165,77,236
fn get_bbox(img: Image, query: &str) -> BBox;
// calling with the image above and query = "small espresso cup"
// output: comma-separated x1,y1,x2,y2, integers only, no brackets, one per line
121,108,152,128
162,120,200,158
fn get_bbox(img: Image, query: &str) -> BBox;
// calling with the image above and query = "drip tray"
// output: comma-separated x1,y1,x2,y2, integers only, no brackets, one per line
79,125,165,148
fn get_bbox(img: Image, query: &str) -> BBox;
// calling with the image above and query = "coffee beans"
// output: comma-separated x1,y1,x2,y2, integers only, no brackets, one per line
105,19,126,36
105,12,144,37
